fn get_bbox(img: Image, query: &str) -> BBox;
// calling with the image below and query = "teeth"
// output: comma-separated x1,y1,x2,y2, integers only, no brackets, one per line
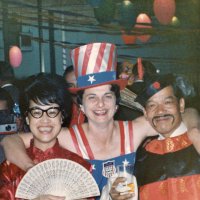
156,116,170,121
159,116,166,119
39,127,52,132
94,110,106,114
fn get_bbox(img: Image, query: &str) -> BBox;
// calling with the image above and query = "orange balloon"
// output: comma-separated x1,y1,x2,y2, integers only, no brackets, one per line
9,46,22,68
121,30,136,45
153,0,176,25
135,13,152,43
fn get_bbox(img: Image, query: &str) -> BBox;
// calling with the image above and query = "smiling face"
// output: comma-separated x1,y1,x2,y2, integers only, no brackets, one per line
81,84,117,125
26,100,63,151
144,86,185,137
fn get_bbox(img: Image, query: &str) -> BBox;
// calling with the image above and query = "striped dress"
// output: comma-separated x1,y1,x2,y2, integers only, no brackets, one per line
69,121,136,198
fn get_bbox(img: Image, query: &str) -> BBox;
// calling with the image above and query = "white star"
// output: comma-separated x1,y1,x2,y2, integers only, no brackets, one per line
122,159,129,166
92,164,96,170
88,75,96,84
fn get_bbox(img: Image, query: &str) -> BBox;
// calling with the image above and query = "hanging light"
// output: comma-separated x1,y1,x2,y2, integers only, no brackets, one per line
121,30,136,45
135,13,152,43
170,16,180,26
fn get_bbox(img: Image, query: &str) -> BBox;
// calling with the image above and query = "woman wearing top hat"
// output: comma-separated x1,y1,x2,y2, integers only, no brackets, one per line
1,43,200,199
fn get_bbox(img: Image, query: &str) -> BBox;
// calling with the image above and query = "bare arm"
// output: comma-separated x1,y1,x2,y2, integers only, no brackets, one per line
182,107,200,154
0,132,34,171
132,115,157,151
0,127,73,171
182,108,200,130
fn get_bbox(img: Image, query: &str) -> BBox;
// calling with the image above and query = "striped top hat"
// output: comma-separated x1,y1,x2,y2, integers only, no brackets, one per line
69,42,127,93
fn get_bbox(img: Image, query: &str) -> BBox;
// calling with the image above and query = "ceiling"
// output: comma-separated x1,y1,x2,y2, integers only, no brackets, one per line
1,0,198,30
0,0,200,95
0,0,200,67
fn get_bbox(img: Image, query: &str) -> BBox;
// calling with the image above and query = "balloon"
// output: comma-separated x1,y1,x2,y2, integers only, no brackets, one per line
94,0,116,24
118,0,138,31
9,46,22,68
135,13,152,43
121,30,136,45
153,0,176,25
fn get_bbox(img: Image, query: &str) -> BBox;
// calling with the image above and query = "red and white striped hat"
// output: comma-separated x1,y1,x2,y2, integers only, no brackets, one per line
69,42,127,93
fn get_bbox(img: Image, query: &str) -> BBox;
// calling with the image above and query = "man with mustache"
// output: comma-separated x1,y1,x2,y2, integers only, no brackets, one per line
134,74,200,200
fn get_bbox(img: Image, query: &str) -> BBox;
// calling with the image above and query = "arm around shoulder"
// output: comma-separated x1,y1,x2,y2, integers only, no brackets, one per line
132,116,157,151
0,132,34,171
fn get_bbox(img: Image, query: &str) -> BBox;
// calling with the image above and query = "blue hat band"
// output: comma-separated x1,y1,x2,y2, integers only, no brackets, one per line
77,71,116,88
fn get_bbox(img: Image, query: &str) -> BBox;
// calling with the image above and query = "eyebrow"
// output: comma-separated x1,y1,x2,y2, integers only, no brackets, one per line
165,96,176,100
146,95,176,104
86,91,113,97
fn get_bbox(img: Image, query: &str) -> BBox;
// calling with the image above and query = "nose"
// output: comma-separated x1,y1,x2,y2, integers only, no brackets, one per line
156,103,166,114
40,112,51,122
97,97,105,107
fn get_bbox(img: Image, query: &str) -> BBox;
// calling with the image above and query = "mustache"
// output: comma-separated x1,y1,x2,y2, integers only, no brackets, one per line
152,114,175,127
152,114,174,121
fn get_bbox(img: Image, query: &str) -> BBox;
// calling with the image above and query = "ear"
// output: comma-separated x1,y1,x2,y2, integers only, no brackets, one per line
80,105,85,113
26,117,30,125
60,115,63,124
115,105,118,113
179,98,185,113
61,111,65,124
143,108,148,120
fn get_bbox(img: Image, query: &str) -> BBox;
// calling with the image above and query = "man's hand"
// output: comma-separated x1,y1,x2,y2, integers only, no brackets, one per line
182,107,200,154
188,127,200,154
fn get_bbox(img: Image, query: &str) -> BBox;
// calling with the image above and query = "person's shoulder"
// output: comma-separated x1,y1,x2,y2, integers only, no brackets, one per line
61,126,69,131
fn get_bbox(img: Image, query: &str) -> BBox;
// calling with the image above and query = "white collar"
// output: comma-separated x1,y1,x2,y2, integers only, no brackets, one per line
158,122,187,140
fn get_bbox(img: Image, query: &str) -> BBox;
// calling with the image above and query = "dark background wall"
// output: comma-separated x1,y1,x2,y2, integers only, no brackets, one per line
0,0,199,110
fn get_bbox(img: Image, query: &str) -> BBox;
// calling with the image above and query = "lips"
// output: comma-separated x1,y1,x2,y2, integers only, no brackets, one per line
154,115,171,121
38,126,53,133
93,110,107,116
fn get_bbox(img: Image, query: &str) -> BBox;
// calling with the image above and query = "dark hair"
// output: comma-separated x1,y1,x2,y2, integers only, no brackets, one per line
77,84,121,105
63,65,74,78
132,60,157,81
21,73,72,126
172,82,184,100
0,88,14,113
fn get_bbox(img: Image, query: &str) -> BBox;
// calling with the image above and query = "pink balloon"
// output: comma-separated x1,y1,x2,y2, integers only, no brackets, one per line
135,13,152,43
9,46,22,68
153,0,176,25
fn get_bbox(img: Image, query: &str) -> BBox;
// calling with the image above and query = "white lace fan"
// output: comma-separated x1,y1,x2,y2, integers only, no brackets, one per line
15,158,100,200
